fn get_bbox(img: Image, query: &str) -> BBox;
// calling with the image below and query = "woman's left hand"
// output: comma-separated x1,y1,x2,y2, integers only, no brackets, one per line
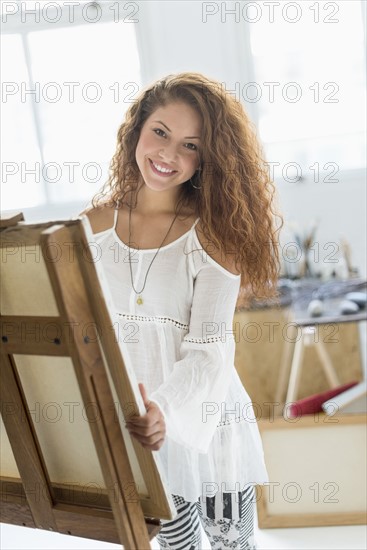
125,383,166,451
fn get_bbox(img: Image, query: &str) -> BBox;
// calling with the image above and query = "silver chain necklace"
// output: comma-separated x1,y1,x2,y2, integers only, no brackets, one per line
127,202,181,305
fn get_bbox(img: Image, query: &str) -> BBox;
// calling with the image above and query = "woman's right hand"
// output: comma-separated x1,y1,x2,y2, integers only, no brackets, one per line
125,383,166,451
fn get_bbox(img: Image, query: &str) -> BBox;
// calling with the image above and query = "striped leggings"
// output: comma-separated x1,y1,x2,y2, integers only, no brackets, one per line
155,485,257,550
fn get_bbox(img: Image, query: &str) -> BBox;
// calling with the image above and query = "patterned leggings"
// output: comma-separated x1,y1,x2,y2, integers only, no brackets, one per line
155,485,257,550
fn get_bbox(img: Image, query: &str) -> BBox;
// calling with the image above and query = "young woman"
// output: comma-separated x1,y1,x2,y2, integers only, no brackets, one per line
83,72,282,550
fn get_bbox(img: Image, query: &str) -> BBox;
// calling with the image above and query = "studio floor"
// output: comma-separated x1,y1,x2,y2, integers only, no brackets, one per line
1,507,366,550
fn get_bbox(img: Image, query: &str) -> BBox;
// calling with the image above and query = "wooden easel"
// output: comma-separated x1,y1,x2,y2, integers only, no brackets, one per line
0,212,175,549
275,306,367,410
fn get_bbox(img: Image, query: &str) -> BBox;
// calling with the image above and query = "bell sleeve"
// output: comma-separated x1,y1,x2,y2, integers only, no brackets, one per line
149,260,241,454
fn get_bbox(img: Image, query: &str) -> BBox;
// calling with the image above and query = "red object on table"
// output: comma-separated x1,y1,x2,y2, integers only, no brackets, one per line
287,380,359,418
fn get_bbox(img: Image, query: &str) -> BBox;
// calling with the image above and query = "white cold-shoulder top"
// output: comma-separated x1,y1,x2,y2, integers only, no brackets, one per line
92,209,269,502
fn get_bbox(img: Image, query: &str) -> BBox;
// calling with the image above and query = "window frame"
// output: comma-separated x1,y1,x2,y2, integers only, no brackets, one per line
1,0,141,208
231,0,367,186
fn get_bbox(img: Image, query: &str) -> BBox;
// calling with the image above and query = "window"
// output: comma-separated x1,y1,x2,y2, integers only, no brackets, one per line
1,2,141,209
247,0,366,183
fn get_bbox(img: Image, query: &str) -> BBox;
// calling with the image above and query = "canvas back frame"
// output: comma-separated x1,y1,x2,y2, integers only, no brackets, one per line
0,214,175,549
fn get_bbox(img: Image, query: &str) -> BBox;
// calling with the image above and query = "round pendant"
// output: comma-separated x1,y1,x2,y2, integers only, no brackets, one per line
136,296,143,305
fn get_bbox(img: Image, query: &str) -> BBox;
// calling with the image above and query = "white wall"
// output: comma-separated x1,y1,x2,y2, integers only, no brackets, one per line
276,172,367,278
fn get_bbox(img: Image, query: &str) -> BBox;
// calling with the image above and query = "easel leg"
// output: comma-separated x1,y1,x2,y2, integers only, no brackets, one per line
275,337,295,406
314,339,340,388
0,351,57,531
285,330,305,406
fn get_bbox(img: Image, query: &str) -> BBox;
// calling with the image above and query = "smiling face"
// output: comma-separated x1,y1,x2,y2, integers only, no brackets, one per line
135,101,202,196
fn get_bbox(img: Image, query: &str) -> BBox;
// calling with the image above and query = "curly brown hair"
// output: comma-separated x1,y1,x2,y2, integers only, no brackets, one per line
91,72,283,308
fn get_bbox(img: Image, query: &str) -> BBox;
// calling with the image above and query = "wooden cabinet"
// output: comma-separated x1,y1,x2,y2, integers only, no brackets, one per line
233,307,366,528
234,306,364,418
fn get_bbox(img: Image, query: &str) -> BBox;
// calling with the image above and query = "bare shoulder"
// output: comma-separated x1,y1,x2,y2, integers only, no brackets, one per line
79,205,115,234
195,221,241,276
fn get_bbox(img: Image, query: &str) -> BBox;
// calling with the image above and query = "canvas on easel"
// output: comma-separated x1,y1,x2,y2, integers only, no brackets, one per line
0,212,176,549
